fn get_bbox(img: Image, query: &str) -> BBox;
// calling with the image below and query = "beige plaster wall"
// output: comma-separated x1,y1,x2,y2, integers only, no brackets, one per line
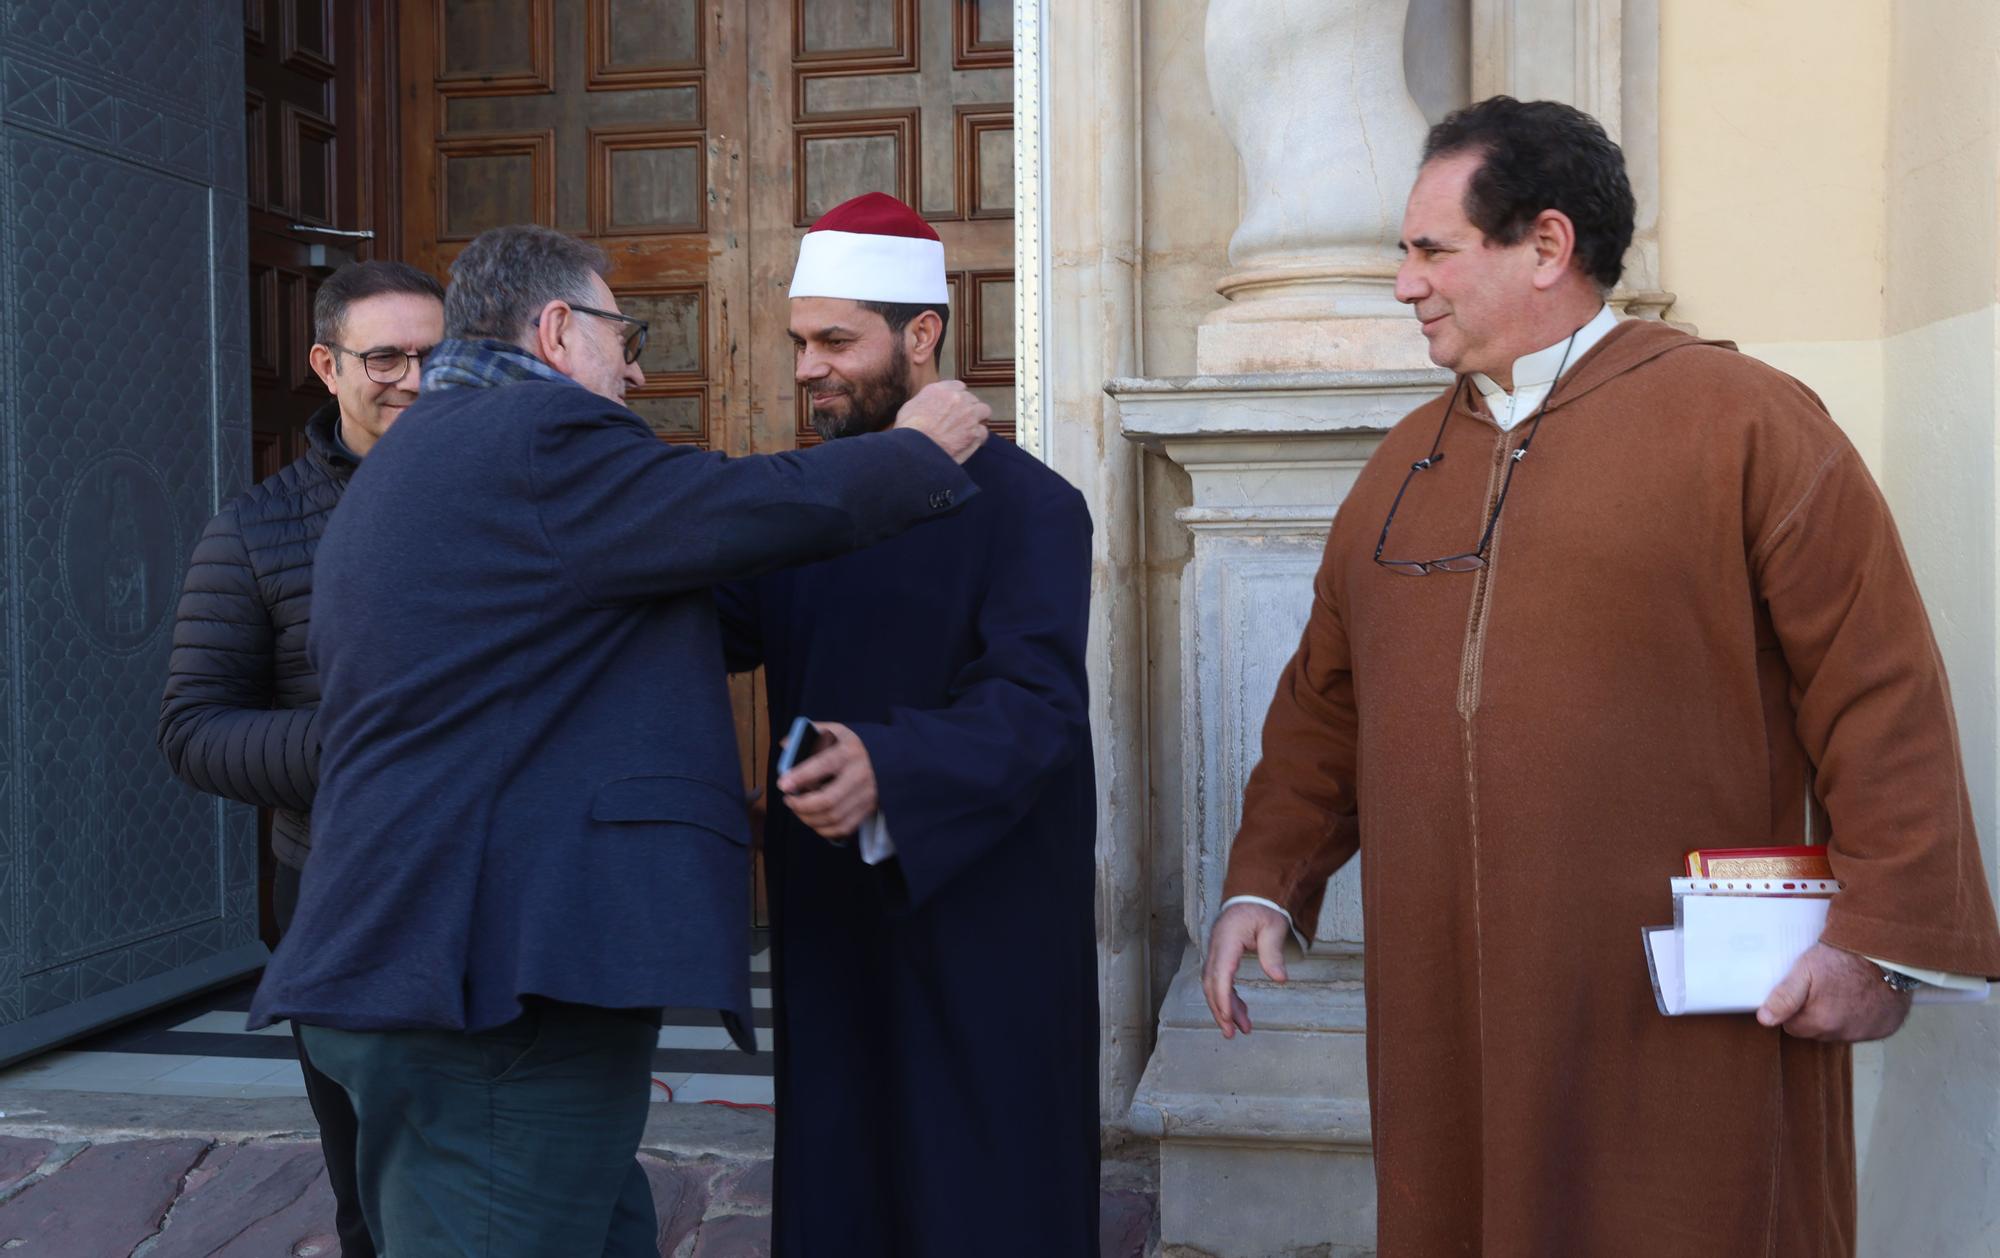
1658,0,1889,346
1658,0,1893,469
1661,3,2000,1249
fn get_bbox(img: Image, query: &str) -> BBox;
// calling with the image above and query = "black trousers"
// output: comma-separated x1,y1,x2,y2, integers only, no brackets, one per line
273,863,377,1258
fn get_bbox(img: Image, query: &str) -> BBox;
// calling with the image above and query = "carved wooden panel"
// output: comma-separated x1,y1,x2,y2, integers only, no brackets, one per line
964,269,1013,383
792,0,1010,221
405,0,742,454
794,114,915,224
281,0,335,78
958,107,1011,220
796,0,916,72
437,0,553,95
446,86,703,133
284,103,337,224
245,0,267,47
437,132,554,240
627,390,707,443
248,266,280,385
244,91,269,209
618,286,706,381
954,0,1010,69
589,0,701,87
591,130,705,235
281,270,322,395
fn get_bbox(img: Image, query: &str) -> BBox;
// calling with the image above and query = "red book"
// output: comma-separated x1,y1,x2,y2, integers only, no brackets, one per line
1684,845,1833,880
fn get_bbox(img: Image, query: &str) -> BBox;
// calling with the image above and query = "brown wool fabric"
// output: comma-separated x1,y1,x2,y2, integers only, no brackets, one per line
1222,318,2000,1257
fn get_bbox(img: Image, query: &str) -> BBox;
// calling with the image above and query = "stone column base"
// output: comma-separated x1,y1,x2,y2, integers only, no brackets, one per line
1130,947,1377,1257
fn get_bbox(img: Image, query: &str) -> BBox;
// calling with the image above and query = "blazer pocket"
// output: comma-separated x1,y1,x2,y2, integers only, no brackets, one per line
590,774,751,846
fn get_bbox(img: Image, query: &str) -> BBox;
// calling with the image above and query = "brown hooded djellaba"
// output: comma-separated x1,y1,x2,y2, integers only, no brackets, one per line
1222,318,2000,1257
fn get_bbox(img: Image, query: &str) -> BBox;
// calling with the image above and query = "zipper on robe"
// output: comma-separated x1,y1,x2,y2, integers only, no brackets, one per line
1456,430,1514,718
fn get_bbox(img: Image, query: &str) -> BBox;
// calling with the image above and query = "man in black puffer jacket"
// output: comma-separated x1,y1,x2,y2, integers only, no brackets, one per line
159,259,444,1258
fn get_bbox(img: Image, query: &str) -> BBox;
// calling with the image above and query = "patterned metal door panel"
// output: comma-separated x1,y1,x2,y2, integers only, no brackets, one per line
0,0,259,1061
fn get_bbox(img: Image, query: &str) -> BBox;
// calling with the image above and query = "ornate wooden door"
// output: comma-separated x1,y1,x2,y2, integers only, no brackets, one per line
747,0,1017,452
247,0,400,481
397,1,1017,908
398,0,1015,454
399,1,752,458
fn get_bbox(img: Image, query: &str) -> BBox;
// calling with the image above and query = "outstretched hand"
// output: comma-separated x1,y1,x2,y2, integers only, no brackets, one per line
1756,942,1913,1042
1201,901,1293,1038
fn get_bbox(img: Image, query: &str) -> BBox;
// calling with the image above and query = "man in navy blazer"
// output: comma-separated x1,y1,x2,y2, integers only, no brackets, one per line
249,224,989,1258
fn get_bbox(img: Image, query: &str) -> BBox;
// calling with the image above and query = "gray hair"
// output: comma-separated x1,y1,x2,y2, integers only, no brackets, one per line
444,225,611,343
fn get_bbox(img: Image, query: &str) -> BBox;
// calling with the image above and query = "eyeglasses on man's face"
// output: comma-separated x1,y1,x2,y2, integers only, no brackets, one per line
567,303,649,365
326,344,433,385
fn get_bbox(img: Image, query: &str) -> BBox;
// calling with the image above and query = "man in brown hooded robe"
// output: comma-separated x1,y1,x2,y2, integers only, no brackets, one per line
1203,96,2000,1258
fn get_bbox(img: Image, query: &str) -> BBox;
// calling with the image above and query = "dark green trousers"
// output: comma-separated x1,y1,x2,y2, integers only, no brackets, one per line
300,1001,659,1258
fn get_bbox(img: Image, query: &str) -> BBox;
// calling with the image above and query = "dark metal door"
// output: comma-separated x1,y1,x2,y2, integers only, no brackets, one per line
0,0,260,1061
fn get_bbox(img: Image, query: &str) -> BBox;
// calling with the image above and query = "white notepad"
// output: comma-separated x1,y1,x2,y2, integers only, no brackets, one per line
1644,880,1990,1015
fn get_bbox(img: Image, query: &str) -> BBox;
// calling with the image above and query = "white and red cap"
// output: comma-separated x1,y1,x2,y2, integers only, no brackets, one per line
788,192,947,304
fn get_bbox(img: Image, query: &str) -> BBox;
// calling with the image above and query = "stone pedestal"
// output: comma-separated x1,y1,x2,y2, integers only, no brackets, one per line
1114,369,1447,1256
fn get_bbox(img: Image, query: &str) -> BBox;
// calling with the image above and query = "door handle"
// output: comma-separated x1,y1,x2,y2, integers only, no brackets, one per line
288,224,376,239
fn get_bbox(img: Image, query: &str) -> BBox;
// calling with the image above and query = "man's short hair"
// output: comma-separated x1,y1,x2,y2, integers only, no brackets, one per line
312,261,445,347
858,301,951,365
444,225,612,343
1421,96,1636,292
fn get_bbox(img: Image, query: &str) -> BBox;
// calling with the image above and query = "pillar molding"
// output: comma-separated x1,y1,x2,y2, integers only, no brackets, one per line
1113,368,1447,1255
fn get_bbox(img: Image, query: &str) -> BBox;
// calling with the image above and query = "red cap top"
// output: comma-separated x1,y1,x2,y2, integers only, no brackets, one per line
805,192,940,241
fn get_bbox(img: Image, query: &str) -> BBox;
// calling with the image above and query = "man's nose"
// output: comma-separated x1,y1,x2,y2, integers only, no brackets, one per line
623,358,645,390
795,350,829,384
1394,258,1426,305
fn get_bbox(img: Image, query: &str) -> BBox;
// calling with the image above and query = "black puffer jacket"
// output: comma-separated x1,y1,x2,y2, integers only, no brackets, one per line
159,401,357,870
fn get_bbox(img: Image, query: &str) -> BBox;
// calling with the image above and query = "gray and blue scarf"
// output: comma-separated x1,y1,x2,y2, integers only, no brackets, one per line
421,338,577,394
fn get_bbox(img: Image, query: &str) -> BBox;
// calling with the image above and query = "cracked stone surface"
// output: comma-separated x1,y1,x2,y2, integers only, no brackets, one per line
0,1138,56,1200
0,1137,209,1256
0,1096,1158,1257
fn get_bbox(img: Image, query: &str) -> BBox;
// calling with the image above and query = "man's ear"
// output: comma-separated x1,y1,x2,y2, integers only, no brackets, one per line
1529,208,1579,292
308,344,339,395
531,300,573,370
903,309,946,368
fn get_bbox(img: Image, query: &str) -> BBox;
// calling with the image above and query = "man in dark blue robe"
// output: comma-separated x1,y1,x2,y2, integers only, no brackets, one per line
718,194,1100,1257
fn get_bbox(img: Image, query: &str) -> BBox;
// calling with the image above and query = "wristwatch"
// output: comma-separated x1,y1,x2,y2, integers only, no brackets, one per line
1877,965,1925,994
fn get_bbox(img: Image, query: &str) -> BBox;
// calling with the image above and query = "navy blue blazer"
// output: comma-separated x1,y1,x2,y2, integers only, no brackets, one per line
247,378,975,1049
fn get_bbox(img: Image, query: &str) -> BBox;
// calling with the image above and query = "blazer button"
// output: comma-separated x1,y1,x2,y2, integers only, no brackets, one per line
929,489,954,510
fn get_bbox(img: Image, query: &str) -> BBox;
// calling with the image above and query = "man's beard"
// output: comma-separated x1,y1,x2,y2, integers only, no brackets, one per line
809,342,911,441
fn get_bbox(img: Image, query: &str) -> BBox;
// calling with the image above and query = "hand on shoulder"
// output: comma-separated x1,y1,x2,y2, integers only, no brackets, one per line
893,380,990,464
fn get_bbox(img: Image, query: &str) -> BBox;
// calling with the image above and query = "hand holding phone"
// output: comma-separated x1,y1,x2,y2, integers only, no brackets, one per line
776,715,830,780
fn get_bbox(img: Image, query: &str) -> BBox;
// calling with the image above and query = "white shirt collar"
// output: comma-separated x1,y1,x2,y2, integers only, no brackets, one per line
1470,304,1620,407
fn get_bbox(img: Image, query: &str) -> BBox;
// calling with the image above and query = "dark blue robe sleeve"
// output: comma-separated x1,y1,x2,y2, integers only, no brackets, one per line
715,579,763,674
529,391,976,604
843,482,1092,911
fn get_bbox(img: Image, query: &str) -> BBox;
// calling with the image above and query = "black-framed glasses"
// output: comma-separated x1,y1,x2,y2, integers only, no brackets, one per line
326,344,431,385
568,303,649,364
1372,331,1578,576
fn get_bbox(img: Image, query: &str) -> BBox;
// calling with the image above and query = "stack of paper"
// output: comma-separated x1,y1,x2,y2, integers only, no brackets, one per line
1643,877,1990,1015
